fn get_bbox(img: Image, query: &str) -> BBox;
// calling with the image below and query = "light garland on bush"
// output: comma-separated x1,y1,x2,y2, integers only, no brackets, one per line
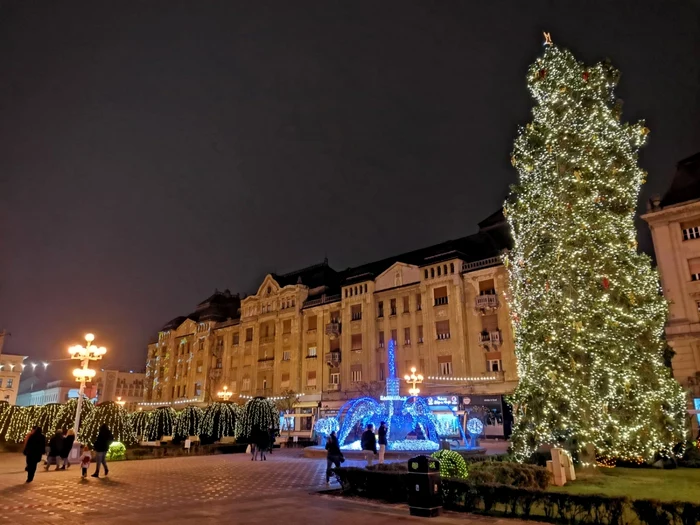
55,398,94,432
34,403,63,434
79,401,136,447
129,410,152,442
146,406,178,441
201,402,240,441
236,398,279,440
504,35,686,462
174,405,203,440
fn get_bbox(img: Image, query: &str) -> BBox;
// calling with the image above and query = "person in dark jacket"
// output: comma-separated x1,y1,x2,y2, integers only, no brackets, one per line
268,426,277,454
360,423,377,467
24,426,45,483
325,431,344,484
377,421,388,464
59,429,75,470
254,426,269,461
45,429,63,471
91,424,113,477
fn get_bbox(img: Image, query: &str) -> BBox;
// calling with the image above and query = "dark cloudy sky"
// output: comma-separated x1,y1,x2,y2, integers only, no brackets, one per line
1,0,698,374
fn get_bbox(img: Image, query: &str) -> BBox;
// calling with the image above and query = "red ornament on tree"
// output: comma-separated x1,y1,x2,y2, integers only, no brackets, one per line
602,277,610,290
582,71,589,82
538,68,547,79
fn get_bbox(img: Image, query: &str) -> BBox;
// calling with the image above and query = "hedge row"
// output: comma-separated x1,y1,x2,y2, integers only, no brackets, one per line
334,467,700,525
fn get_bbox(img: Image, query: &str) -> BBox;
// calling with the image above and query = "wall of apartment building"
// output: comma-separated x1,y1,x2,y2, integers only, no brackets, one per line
643,201,700,391
0,332,24,405
144,258,517,405
95,370,146,412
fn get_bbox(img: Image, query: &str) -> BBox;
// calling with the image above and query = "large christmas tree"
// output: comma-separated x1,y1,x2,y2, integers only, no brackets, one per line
505,35,686,462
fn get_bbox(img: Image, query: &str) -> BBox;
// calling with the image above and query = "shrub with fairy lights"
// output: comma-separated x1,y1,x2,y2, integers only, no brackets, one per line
34,403,63,434
79,401,136,447
106,441,126,461
0,401,12,440
3,405,33,443
128,410,152,442
174,405,203,442
505,35,686,462
431,449,468,479
146,406,178,441
201,402,239,444
236,398,278,442
55,398,95,432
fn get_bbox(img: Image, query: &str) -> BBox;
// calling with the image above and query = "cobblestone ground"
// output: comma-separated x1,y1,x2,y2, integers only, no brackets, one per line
0,449,531,525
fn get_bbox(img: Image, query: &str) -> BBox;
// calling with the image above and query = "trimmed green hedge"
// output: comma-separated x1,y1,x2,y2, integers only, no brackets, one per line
334,467,700,524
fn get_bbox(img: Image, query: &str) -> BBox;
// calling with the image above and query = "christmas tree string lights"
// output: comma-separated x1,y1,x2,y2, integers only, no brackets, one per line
505,35,686,463
79,401,136,447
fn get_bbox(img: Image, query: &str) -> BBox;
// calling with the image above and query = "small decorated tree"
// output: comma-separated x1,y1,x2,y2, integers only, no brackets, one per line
174,406,203,442
4,406,32,443
79,401,136,447
146,406,178,441
237,397,279,442
275,389,301,439
128,410,152,443
34,403,63,434
0,401,13,440
55,398,95,433
200,402,239,444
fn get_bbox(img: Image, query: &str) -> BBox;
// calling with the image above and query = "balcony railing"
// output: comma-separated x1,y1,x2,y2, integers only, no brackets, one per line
259,336,275,345
351,312,362,321
325,322,341,338
475,294,498,310
327,383,340,391
256,388,272,396
437,332,451,340
434,297,448,306
325,351,341,366
480,331,502,346
258,357,275,370
462,256,501,272
303,294,342,308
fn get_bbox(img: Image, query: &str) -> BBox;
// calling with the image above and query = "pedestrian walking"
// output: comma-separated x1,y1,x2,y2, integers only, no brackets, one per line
23,426,45,483
91,424,113,478
80,446,92,478
59,429,75,470
361,423,377,467
45,429,63,471
325,430,344,484
268,426,277,454
377,421,387,464
254,426,269,461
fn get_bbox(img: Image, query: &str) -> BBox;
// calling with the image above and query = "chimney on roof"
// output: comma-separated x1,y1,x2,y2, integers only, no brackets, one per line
648,194,661,212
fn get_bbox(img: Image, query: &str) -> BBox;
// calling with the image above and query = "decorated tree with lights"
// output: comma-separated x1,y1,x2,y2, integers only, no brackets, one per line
505,35,686,462
0,401,11,440
79,402,136,446
1,405,24,442
129,410,152,442
146,406,178,441
34,403,63,434
236,398,278,442
5,406,38,443
174,405,203,442
55,398,94,432
201,402,239,444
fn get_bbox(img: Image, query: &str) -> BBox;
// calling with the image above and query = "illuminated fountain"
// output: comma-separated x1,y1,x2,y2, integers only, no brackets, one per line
334,339,467,451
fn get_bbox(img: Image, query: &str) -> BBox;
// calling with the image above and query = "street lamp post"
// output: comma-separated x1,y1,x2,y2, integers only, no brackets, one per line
116,396,125,407
69,333,106,437
217,385,233,402
404,367,424,397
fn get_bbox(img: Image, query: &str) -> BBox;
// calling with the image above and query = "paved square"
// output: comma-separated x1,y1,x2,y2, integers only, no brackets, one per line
0,450,531,525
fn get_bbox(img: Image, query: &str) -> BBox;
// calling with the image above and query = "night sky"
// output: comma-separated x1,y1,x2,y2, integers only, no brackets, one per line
1,1,698,376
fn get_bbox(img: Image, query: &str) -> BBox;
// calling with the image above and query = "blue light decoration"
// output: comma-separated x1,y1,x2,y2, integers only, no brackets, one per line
695,398,700,424
335,339,469,451
467,417,484,436
314,417,339,437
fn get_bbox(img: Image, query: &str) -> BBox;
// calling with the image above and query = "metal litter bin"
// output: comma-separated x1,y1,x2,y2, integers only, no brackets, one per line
407,455,442,517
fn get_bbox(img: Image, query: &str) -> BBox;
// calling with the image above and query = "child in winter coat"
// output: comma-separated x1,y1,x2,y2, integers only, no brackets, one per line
80,446,91,478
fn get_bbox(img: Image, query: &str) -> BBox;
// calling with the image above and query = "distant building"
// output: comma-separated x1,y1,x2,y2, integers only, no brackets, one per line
143,211,517,438
0,331,26,405
15,380,81,406
642,152,700,426
95,370,146,412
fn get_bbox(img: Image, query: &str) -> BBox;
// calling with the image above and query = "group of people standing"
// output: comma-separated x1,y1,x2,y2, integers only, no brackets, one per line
22,424,114,483
323,421,388,484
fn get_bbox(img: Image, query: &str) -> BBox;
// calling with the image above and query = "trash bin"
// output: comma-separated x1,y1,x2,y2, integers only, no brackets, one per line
407,455,442,517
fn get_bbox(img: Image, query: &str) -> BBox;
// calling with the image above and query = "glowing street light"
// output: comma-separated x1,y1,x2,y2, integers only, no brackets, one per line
116,396,125,407
404,367,424,397
69,333,107,435
217,385,233,401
